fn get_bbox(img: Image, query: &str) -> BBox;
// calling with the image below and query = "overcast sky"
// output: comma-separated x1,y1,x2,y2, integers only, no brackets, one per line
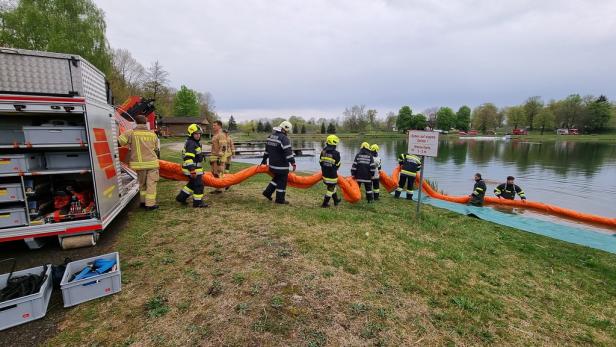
95,0,616,121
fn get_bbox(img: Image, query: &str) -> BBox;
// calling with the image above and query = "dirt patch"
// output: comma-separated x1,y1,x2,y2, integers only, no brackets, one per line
0,199,136,347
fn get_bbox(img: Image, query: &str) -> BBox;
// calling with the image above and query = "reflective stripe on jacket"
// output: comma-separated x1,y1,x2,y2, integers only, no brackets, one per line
118,125,159,170
398,153,421,176
182,137,205,175
320,145,341,183
210,132,228,161
351,148,376,182
261,129,295,172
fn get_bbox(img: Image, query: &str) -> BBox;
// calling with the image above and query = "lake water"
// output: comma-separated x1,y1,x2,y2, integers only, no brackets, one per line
235,136,616,230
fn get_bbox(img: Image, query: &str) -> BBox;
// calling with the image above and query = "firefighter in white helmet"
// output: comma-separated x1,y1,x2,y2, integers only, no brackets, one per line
260,120,296,204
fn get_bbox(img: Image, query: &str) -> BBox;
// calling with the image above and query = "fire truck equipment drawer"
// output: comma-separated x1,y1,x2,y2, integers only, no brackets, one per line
23,126,87,145
0,207,27,229
0,128,24,145
0,154,43,174
0,183,23,203
44,152,90,170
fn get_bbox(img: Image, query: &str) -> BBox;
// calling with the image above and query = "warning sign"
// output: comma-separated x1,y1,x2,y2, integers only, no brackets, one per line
408,130,439,157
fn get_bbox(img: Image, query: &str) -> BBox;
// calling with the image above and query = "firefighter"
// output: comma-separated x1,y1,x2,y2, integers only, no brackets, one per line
469,173,487,206
395,153,421,200
319,135,342,208
351,142,377,203
175,124,208,208
222,129,235,173
370,144,382,200
118,115,160,210
494,176,526,201
260,121,296,204
209,120,228,193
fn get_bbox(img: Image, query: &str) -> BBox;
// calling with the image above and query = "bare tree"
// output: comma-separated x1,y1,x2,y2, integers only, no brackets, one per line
342,105,367,132
197,91,217,122
112,48,146,88
144,61,169,102
423,107,438,129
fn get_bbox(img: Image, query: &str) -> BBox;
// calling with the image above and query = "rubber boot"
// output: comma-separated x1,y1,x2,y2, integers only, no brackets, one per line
374,192,380,201
275,191,289,205
367,193,374,204
406,193,413,201
176,191,189,205
193,200,209,208
394,190,401,199
262,183,275,201
332,192,342,206
262,191,273,201
321,196,331,208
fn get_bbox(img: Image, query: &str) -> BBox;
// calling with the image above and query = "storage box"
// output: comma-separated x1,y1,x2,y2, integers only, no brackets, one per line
0,265,52,331
23,126,87,145
0,154,43,174
0,128,24,145
44,152,90,170
0,183,24,203
60,252,121,307
0,208,27,229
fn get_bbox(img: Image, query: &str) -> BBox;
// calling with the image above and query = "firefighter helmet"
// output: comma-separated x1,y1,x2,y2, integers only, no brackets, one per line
370,144,380,152
326,135,340,146
187,124,203,136
279,121,293,133
361,142,370,149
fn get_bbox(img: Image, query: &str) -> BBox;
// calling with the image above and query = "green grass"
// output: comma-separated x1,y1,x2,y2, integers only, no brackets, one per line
42,147,616,346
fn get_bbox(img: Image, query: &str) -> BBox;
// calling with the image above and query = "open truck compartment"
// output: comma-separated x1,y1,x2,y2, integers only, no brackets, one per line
0,48,139,249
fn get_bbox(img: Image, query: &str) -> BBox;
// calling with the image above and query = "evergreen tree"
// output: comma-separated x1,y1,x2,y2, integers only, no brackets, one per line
327,122,336,134
320,122,326,134
228,116,238,131
256,121,264,132
301,124,307,134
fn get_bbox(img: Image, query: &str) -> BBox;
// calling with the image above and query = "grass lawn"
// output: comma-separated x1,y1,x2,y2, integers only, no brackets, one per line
43,147,616,346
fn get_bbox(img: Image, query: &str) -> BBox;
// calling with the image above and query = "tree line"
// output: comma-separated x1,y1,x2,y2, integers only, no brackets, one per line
421,95,614,134
0,0,216,122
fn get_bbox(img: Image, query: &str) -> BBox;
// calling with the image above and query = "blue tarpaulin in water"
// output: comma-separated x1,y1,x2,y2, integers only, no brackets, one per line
395,191,616,254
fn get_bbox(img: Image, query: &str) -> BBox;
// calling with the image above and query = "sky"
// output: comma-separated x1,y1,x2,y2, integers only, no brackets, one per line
95,0,616,121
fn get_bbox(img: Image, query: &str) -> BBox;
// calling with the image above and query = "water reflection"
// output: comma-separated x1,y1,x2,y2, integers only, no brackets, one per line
235,137,616,217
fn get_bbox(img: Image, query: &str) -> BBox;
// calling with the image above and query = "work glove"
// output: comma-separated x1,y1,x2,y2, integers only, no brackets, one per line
190,170,196,179
291,163,297,172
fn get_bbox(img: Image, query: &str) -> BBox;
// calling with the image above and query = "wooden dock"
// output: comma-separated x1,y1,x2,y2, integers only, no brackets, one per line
204,147,316,157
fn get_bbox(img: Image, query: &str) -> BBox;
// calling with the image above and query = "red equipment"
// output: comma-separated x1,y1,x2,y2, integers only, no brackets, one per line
115,96,157,132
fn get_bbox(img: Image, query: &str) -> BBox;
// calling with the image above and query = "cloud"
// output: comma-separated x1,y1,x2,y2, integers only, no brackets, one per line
95,0,616,119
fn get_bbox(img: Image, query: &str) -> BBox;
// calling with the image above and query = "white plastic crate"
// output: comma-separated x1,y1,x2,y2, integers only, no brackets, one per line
60,252,121,307
0,208,27,229
23,126,87,145
0,183,23,203
44,151,90,170
0,265,52,331
0,154,43,174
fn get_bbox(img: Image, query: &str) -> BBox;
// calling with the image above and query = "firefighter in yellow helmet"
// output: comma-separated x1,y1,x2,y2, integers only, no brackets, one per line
118,115,160,210
175,124,207,207
319,135,342,207
351,142,377,202
370,144,382,200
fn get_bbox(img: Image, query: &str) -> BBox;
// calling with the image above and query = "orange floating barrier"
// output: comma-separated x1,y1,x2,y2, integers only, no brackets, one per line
157,159,616,228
